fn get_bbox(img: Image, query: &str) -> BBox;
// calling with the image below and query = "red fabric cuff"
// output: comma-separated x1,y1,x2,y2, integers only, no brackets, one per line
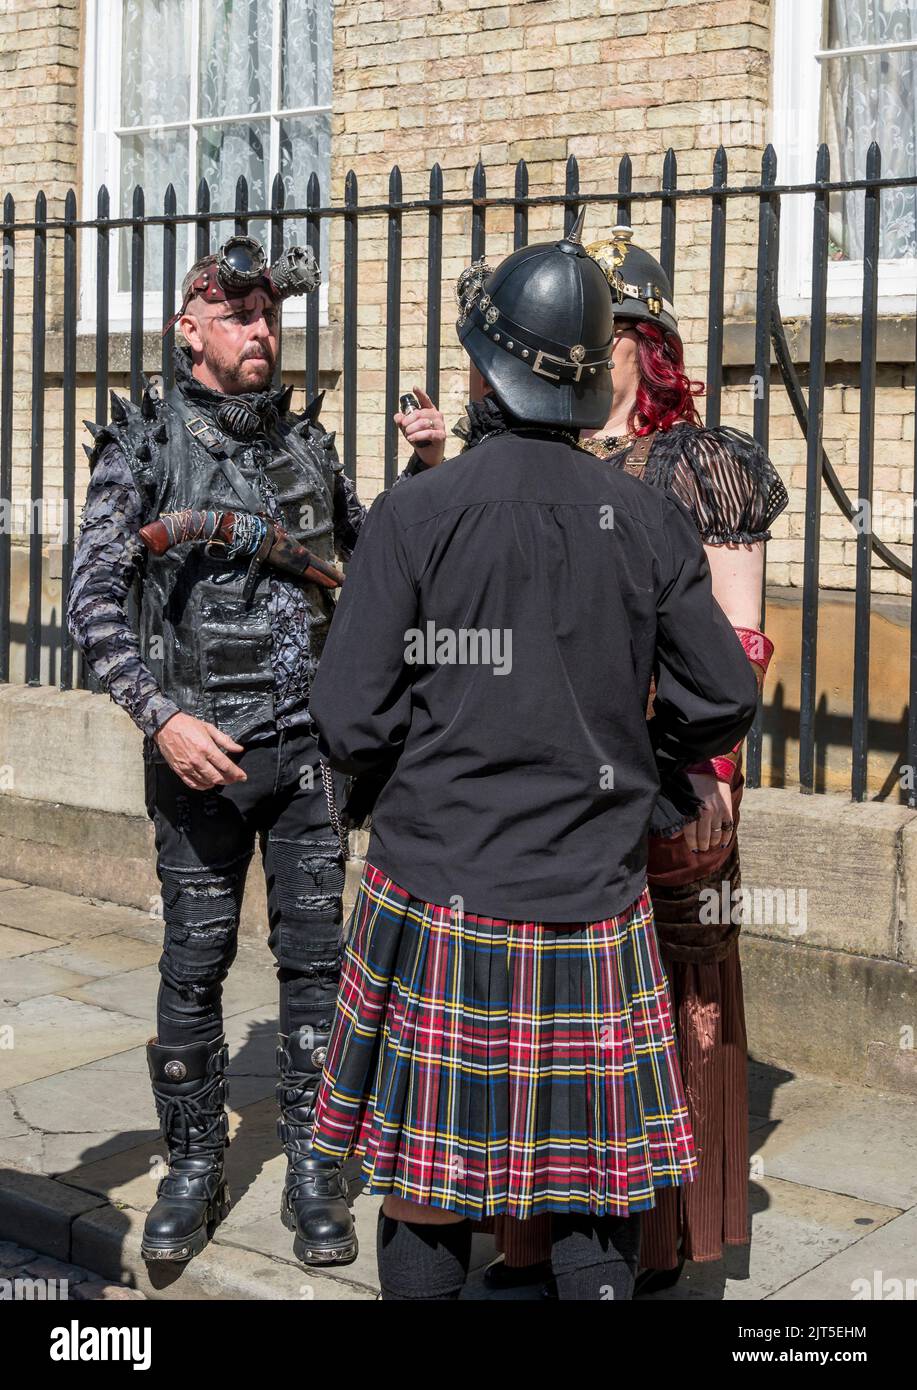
734,625,774,673
685,756,736,783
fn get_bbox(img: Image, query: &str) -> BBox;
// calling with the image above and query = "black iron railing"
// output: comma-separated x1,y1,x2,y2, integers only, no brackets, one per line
1,144,915,801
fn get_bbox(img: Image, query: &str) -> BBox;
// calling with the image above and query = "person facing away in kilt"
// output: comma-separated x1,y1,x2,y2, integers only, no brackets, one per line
305,209,759,1301
468,230,788,1294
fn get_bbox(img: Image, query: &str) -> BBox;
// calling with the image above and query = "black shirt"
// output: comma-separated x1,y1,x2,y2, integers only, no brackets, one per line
309,429,758,921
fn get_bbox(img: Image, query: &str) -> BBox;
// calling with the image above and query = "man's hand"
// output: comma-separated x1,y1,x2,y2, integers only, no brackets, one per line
394,385,447,468
154,713,247,790
682,771,734,854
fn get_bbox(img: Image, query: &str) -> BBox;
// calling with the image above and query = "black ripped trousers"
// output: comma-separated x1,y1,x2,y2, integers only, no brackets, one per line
143,725,345,1049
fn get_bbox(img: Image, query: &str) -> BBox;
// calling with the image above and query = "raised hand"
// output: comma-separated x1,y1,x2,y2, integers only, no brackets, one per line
394,385,447,469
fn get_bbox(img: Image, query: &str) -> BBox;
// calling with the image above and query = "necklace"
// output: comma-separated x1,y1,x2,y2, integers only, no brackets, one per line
580,429,637,457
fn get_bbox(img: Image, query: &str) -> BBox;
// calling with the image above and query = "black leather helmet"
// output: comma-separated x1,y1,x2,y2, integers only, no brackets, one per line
455,210,615,430
585,226,678,338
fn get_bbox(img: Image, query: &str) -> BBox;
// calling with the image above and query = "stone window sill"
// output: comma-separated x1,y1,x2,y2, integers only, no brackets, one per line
724,316,915,368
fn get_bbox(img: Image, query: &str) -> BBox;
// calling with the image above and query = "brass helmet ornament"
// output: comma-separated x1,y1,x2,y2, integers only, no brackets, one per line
455,207,616,430
163,235,321,337
585,226,679,338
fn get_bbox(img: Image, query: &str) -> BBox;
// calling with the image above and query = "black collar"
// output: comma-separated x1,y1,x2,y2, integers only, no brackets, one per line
172,345,293,440
452,396,579,449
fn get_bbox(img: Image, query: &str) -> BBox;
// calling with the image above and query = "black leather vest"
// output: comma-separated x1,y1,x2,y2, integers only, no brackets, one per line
87,370,341,740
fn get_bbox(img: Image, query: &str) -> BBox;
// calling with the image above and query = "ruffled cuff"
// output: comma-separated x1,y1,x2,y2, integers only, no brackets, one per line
700,525,774,545
649,768,704,839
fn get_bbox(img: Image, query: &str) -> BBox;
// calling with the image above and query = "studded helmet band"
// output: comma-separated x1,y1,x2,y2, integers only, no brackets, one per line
467,295,614,384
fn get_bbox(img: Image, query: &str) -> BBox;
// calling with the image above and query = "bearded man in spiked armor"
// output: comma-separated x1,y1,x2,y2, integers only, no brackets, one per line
68,238,436,1268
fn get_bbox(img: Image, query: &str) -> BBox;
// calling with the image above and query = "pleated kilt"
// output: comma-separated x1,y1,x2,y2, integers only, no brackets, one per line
311,861,697,1220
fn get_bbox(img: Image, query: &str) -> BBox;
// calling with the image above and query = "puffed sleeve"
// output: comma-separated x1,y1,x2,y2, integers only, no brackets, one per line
661,425,788,545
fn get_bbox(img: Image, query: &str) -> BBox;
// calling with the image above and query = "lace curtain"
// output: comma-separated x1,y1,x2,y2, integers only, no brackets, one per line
118,0,192,290
117,0,332,293
823,0,917,260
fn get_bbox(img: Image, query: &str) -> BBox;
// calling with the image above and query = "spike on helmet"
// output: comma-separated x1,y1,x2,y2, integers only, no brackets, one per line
455,207,615,430
585,226,679,338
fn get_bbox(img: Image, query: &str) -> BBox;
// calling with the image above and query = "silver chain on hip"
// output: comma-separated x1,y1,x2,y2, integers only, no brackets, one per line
319,755,350,864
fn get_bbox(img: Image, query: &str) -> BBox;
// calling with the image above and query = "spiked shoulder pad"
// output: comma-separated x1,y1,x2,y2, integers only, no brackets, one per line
82,376,170,485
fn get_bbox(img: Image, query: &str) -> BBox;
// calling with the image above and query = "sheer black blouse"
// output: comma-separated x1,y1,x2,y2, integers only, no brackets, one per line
593,422,788,545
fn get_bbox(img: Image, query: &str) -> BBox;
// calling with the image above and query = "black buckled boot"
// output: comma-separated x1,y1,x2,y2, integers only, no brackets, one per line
276,1030,358,1266
141,1034,232,1262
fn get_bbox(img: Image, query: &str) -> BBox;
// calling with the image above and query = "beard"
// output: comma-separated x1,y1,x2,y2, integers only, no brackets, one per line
206,340,276,394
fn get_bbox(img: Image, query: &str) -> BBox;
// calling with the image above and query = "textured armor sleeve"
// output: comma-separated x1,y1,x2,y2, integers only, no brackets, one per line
332,468,367,562
67,441,181,738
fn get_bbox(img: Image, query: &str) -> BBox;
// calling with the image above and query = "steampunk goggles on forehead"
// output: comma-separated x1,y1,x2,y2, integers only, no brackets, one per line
456,258,614,384
162,234,321,337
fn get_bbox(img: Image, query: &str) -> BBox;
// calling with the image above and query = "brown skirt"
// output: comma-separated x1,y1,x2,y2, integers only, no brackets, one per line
483,779,750,1271
638,835,749,1267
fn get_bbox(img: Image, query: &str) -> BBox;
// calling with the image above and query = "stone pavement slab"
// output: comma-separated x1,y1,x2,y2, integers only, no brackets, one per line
770,1204,917,1300
0,922,60,960
0,994,152,1088
0,955,94,1005
40,930,163,978
643,1177,900,1302
9,1066,164,1177
747,1075,917,1210
0,1091,26,1141
0,886,151,942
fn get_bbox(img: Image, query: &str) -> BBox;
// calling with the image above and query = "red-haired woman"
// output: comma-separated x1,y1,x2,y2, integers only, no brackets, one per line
573,227,787,1292
397,226,788,1295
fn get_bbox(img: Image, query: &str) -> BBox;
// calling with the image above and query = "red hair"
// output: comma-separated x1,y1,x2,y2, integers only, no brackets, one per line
628,320,704,435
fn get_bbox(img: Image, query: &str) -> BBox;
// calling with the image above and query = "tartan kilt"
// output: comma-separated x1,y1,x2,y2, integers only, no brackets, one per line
312,861,697,1220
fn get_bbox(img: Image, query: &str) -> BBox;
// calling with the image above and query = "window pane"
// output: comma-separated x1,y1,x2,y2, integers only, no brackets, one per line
198,120,270,249
121,0,191,127
118,130,190,293
198,0,274,119
280,113,331,272
281,0,333,110
827,0,916,48
823,46,917,259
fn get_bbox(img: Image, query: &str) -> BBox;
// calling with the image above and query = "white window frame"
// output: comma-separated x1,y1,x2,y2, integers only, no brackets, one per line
772,0,917,315
79,0,331,334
